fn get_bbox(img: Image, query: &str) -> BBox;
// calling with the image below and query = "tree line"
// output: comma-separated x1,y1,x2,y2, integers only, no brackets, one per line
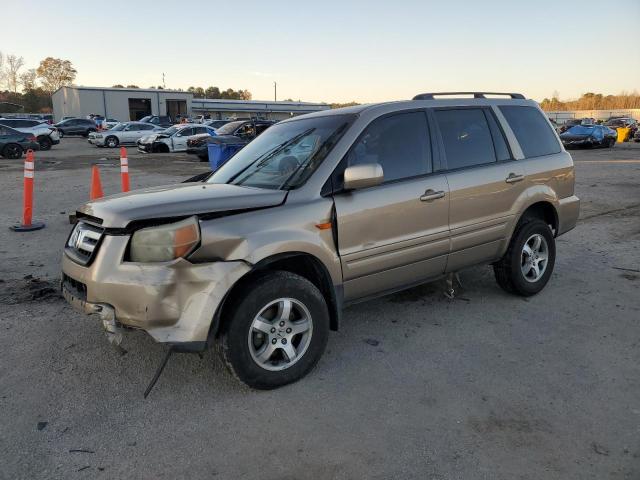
540,92,640,111
0,52,77,113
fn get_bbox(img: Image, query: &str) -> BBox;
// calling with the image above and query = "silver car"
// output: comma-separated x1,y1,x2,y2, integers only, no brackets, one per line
62,92,580,389
88,121,164,148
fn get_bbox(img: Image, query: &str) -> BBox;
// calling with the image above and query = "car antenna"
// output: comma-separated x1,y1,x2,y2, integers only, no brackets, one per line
144,346,174,399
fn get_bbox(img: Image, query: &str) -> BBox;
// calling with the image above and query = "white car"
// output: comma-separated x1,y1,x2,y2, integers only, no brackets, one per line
0,118,60,150
137,124,216,153
88,121,164,148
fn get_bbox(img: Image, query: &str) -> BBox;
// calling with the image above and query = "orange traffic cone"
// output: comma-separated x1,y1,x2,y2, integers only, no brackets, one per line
90,165,104,200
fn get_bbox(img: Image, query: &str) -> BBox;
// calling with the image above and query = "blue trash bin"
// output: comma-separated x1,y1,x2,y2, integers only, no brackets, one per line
208,141,246,171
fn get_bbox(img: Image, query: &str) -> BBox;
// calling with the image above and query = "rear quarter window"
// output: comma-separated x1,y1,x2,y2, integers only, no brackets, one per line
500,106,561,158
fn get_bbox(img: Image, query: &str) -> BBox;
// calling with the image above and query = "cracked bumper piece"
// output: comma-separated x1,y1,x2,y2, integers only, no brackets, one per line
61,235,251,345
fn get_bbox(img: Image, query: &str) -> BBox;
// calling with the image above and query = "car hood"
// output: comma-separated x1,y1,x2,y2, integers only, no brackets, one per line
77,182,286,228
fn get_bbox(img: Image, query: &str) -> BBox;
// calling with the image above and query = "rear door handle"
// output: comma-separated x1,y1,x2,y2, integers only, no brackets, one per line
420,189,446,202
505,173,525,184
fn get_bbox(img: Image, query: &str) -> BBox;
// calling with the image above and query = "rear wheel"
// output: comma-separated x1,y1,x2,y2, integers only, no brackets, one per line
37,136,52,151
84,128,96,138
493,218,556,296
58,130,64,138
2,143,23,159
608,138,616,148
218,271,329,389
105,136,119,148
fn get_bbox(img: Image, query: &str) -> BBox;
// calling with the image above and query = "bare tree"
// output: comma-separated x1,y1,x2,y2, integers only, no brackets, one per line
0,52,6,87
4,54,25,93
20,69,37,91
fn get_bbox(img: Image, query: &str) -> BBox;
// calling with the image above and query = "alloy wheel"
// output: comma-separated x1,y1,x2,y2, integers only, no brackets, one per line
521,233,549,282
247,298,313,371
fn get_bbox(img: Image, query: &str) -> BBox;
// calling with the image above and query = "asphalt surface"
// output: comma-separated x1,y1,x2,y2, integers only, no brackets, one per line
1,138,639,479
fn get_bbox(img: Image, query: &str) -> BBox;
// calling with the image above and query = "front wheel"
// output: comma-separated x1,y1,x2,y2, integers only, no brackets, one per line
38,136,52,151
493,218,556,296
218,271,329,389
105,136,119,148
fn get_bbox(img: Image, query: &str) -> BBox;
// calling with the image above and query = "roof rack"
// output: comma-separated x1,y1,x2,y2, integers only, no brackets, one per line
412,92,525,100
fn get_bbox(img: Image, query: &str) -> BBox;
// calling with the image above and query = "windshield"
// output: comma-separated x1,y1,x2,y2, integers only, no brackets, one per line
215,121,245,135
162,126,179,136
208,114,355,190
565,126,595,135
139,116,152,123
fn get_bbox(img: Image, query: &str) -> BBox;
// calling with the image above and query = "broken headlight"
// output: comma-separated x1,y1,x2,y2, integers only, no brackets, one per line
130,216,200,262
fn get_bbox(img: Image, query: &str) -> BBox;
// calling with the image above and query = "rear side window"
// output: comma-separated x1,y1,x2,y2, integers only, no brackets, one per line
435,109,497,169
346,111,432,182
500,106,561,158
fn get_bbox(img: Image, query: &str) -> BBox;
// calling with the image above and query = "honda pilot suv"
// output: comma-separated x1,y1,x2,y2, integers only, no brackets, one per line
61,92,580,389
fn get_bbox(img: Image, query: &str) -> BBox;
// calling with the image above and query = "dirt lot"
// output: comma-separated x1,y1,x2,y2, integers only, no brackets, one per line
1,138,639,479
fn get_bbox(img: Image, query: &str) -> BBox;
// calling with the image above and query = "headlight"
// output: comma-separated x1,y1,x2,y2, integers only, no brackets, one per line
130,216,200,262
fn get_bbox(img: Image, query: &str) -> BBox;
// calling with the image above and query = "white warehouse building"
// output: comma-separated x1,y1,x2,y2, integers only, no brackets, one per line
52,86,330,122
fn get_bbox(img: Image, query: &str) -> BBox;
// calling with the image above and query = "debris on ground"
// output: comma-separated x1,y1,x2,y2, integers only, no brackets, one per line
0,276,62,305
364,338,380,346
37,422,48,431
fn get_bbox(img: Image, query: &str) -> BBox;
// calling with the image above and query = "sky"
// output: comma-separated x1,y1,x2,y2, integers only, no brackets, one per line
2,0,639,104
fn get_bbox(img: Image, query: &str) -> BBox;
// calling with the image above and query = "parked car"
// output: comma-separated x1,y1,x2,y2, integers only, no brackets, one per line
203,119,231,130
88,122,165,148
0,118,60,150
140,115,173,128
186,119,274,161
0,124,39,159
61,92,580,389
604,117,637,142
560,124,617,148
137,124,216,153
54,118,98,137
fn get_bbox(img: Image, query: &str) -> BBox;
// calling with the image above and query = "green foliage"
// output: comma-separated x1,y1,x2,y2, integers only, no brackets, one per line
330,101,360,109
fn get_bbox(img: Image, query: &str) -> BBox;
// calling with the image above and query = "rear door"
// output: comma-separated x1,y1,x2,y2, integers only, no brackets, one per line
333,110,450,301
433,107,526,271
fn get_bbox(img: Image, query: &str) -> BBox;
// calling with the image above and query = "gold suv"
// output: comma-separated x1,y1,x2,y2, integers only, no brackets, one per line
61,92,580,389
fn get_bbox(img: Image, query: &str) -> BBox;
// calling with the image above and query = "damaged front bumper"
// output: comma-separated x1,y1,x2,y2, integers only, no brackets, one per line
61,234,251,349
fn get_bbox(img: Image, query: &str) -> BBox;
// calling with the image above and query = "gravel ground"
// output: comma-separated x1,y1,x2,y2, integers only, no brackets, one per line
1,138,639,479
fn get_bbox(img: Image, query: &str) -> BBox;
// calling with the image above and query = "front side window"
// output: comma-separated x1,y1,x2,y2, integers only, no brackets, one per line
435,109,497,169
346,111,432,182
208,114,355,190
500,105,561,158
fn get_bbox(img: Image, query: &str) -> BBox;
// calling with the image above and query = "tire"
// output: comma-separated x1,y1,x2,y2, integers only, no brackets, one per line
218,271,330,389
38,136,52,151
83,129,96,138
493,218,556,296
197,155,208,162
105,136,119,148
58,130,64,138
2,143,23,159
609,138,616,148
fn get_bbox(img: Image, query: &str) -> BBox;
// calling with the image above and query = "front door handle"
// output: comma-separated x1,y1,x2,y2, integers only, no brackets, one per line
420,189,446,202
505,173,525,184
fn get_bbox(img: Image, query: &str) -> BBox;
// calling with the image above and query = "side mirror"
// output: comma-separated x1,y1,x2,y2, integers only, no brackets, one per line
343,163,384,190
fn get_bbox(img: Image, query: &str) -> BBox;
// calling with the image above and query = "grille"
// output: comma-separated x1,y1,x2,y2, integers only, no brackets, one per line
66,221,104,265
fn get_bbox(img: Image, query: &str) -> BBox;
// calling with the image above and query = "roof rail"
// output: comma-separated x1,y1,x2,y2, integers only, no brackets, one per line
413,92,525,100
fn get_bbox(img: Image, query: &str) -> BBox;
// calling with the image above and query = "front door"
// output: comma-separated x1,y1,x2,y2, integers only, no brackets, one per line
432,107,527,271
333,110,450,301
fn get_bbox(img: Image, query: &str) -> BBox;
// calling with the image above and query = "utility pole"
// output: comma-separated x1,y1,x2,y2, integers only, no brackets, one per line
274,81,277,102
